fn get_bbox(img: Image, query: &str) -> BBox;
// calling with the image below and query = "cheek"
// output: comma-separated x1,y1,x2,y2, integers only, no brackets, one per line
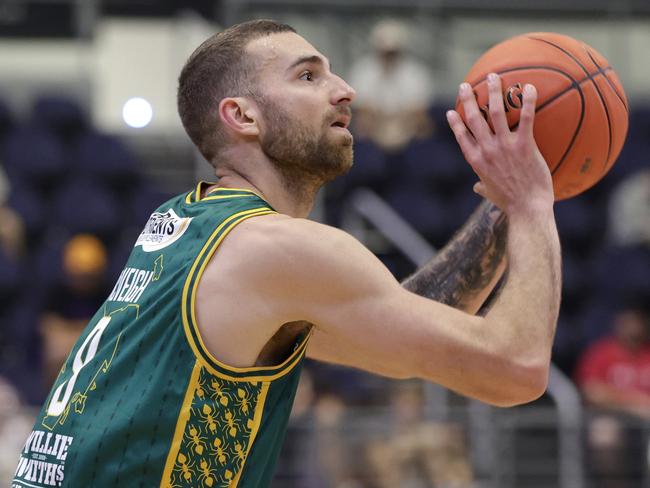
288,90,327,118
268,88,329,132
296,100,322,124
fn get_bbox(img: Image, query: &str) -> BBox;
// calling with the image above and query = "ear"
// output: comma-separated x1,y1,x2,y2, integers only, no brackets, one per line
218,97,260,137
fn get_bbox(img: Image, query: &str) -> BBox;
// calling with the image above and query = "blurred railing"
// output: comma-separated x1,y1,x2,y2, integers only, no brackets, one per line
272,405,650,488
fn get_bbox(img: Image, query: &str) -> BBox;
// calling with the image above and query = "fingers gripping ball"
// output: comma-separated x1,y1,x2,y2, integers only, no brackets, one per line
456,32,628,200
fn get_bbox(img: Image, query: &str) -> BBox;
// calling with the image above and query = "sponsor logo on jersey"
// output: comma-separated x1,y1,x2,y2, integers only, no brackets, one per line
135,208,192,252
13,430,74,487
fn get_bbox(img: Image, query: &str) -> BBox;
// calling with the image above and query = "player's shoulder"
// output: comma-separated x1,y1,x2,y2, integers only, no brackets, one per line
203,213,397,308
232,213,359,261
242,214,396,288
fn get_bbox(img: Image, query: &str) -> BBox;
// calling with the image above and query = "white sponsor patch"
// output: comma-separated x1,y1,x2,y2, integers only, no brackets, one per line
135,209,192,252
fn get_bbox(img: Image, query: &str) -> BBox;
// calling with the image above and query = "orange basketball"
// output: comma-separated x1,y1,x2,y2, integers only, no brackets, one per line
456,32,628,200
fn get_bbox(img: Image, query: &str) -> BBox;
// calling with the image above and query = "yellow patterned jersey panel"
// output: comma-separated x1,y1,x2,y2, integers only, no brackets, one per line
168,368,266,488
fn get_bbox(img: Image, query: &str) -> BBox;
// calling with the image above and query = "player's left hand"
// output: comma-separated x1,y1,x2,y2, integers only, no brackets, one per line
446,73,554,217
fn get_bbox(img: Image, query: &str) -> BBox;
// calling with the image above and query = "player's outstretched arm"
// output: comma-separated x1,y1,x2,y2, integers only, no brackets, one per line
402,200,507,314
251,212,553,407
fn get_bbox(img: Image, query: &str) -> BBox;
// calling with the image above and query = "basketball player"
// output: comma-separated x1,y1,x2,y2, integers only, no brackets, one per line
13,20,561,488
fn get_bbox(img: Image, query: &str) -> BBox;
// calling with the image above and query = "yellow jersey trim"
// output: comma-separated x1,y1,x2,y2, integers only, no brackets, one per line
203,184,266,200
231,381,270,487
186,181,268,204
180,207,271,379
159,360,202,487
180,206,311,382
194,181,205,202
189,210,308,377
200,194,259,201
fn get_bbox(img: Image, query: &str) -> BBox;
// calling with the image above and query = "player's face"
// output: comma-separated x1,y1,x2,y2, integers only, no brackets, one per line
246,32,356,184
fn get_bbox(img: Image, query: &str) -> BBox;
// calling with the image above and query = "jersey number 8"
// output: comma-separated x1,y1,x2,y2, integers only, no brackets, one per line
46,316,112,417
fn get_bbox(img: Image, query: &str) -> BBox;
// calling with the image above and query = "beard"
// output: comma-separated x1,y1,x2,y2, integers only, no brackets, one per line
256,96,353,187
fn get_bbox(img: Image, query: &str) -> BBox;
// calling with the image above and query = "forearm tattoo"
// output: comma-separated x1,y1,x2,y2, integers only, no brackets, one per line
401,200,508,311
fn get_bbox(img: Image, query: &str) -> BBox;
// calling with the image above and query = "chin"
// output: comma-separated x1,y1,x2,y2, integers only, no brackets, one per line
336,149,354,176
319,153,353,183
339,130,354,147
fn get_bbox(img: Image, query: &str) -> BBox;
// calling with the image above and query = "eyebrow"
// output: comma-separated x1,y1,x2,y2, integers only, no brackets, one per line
286,54,332,73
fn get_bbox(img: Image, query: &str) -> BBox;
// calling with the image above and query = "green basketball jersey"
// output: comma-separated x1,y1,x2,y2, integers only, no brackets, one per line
13,182,311,488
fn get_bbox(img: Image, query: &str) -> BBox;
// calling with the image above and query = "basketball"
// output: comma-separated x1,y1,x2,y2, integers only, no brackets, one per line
456,32,629,200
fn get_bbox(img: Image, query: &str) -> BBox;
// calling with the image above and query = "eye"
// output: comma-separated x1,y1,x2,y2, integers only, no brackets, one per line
299,70,313,82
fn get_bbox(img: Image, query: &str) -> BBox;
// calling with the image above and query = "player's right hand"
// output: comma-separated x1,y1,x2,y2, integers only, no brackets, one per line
446,73,554,216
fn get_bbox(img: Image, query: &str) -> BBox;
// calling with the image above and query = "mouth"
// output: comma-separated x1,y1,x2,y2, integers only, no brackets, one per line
330,114,351,130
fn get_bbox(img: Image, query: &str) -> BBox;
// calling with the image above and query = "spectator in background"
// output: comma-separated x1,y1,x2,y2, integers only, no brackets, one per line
608,168,650,247
366,381,474,488
576,302,650,418
575,301,650,487
348,20,435,152
40,234,109,389
0,376,35,486
0,165,24,259
0,206,24,259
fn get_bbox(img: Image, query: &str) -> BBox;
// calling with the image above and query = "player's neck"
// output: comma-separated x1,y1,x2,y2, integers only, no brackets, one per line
212,164,318,219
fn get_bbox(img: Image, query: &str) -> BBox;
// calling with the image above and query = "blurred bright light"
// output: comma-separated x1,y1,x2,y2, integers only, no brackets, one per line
122,97,153,128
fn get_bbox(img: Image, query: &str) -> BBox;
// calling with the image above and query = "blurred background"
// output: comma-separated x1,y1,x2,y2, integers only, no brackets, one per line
1,1,650,487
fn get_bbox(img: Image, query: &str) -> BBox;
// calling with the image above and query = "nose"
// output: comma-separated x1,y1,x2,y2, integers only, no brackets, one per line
330,74,356,106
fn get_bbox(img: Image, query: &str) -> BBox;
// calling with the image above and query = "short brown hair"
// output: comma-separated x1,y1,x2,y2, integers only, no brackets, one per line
177,20,296,165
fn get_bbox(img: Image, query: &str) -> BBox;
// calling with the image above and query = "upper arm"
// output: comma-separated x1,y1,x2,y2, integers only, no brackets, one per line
242,218,523,402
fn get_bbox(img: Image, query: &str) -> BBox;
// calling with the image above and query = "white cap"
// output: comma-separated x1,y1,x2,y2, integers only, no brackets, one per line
370,20,409,52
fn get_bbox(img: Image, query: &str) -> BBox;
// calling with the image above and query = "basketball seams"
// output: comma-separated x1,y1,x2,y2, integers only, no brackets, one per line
542,88,586,175
528,36,613,170
576,50,614,166
469,64,578,103
584,48,629,113
470,66,609,111
584,48,629,179
471,68,611,128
